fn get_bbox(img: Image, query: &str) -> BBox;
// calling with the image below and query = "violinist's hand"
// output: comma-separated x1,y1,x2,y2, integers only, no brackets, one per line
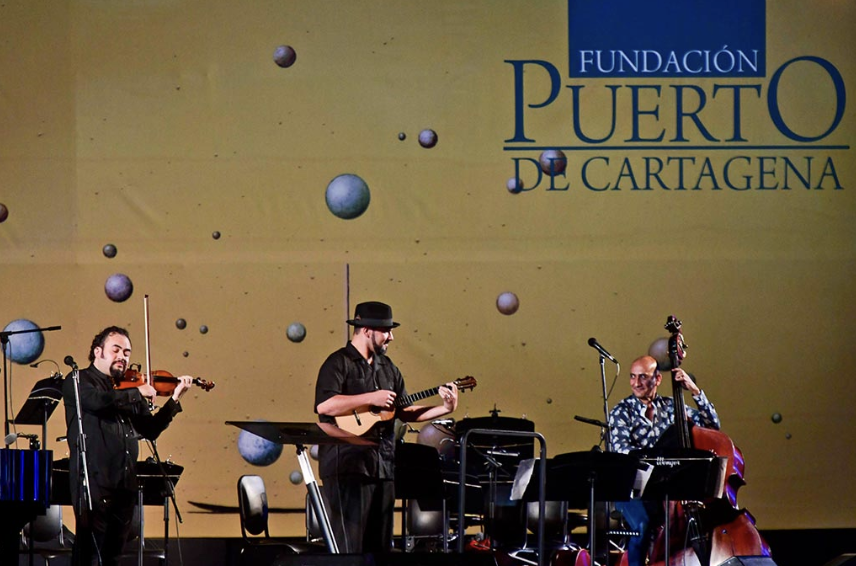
138,384,158,401
172,375,194,402
370,389,397,409
439,382,458,411
673,368,700,396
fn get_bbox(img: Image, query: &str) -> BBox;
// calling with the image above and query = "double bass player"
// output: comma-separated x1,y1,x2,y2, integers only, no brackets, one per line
607,355,721,566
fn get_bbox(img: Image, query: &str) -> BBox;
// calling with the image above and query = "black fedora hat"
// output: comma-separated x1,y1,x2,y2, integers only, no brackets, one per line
347,301,400,328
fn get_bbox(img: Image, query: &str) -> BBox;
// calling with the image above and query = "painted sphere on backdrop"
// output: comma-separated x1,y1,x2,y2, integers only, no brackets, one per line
237,427,284,466
289,471,303,485
273,45,297,68
325,174,370,220
418,129,438,148
496,292,520,315
539,149,567,175
506,177,524,194
104,273,134,303
648,337,671,371
102,244,117,258
2,319,45,365
286,322,307,343
0,203,8,223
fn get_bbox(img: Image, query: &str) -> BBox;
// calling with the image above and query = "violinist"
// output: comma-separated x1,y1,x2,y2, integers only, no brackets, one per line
62,326,193,566
607,355,720,566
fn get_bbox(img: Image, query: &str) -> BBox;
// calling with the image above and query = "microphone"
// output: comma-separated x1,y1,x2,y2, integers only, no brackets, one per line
4,432,38,445
588,337,618,364
64,355,78,369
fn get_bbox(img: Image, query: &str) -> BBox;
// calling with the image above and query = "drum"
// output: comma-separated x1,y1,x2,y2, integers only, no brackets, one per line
416,419,457,463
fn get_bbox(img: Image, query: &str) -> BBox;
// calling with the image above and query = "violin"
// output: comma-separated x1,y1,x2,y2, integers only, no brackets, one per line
115,363,215,396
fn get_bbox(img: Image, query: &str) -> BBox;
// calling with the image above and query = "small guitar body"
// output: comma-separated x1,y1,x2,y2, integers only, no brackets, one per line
335,376,477,436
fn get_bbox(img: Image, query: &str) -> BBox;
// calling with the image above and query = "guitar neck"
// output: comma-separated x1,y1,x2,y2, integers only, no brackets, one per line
395,385,442,408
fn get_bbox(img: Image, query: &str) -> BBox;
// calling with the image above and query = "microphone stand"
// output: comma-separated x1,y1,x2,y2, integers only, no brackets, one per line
599,355,613,450
70,364,94,513
0,325,61,437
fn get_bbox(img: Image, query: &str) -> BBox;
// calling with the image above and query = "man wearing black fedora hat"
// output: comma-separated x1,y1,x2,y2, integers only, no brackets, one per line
314,301,459,553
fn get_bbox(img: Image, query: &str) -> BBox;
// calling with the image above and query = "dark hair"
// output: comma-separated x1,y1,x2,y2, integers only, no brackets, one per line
88,326,131,363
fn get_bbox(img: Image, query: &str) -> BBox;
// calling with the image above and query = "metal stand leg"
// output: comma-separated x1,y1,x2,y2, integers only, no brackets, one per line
588,475,596,566
664,496,671,566
296,444,339,553
138,488,145,566
163,496,170,566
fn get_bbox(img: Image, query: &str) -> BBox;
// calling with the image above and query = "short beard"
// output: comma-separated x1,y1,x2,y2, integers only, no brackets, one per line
107,360,125,380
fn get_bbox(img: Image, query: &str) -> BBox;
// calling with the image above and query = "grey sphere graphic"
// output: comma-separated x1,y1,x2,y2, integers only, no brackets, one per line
176,318,187,330
539,149,567,175
496,292,520,315
102,244,117,258
237,428,283,466
287,322,307,343
2,319,45,365
325,174,371,220
418,129,438,148
289,470,303,485
105,273,134,303
199,325,209,335
507,177,524,194
648,337,672,371
0,203,8,223
273,45,297,68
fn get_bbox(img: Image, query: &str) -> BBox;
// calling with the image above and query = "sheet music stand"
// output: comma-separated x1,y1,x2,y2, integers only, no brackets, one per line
632,447,727,566
131,460,183,566
226,421,376,554
546,450,641,564
13,374,63,450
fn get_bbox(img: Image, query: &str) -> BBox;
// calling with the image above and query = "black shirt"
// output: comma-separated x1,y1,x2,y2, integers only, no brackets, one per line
314,343,406,481
62,364,182,504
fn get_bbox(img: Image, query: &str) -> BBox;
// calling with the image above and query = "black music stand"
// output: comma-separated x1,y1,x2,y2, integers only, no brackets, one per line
226,421,376,554
632,447,727,566
13,374,63,450
132,460,183,566
546,450,641,564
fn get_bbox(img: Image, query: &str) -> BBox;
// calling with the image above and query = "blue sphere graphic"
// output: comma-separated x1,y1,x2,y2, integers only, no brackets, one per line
2,319,45,365
325,174,370,220
237,427,283,467
105,273,134,302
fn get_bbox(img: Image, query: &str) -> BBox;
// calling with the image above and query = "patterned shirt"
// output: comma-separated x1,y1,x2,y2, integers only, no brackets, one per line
608,391,720,454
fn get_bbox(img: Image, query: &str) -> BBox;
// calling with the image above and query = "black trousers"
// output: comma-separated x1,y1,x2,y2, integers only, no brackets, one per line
72,489,137,566
322,475,395,554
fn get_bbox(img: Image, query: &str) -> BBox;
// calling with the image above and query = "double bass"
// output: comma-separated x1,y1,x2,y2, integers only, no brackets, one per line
647,316,771,566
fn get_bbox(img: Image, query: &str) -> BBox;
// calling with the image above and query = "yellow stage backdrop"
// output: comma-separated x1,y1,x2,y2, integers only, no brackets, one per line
1,0,853,538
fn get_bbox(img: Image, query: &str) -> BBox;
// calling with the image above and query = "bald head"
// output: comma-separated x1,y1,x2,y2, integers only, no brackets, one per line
629,355,662,403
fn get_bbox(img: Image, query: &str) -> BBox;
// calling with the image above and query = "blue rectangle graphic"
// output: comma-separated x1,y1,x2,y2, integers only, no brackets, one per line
568,0,766,78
